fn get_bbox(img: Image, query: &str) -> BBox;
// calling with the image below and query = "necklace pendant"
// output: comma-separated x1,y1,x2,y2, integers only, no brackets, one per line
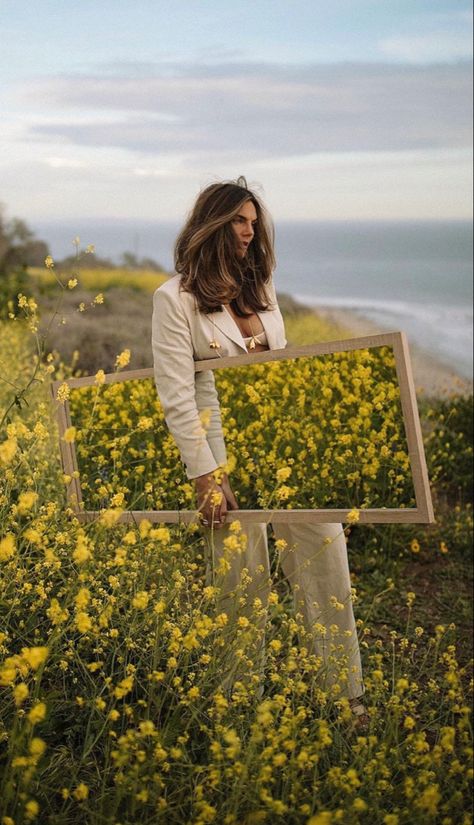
249,338,256,350
209,339,221,350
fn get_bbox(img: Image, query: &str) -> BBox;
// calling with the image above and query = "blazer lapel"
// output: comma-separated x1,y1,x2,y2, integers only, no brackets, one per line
208,307,248,352
256,310,278,350
207,305,281,352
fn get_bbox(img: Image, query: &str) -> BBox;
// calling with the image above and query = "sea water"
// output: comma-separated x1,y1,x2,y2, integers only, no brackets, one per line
35,218,473,378
275,221,473,379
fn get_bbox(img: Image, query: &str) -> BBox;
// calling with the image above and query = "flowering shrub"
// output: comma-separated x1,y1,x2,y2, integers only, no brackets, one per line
0,261,472,824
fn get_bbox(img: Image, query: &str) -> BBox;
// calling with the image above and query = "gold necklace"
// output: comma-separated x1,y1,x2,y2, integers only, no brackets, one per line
208,315,222,353
247,317,258,350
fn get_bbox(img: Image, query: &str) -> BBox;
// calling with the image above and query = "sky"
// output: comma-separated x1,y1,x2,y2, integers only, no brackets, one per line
0,0,472,225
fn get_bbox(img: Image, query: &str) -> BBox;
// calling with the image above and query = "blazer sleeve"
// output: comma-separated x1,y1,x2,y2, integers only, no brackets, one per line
151,286,227,480
267,276,288,347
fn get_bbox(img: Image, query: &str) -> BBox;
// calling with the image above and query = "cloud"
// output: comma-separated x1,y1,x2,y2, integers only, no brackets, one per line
379,33,472,63
21,60,472,161
46,157,88,169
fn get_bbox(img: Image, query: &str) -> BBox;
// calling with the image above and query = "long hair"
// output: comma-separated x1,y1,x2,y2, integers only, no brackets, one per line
174,177,276,316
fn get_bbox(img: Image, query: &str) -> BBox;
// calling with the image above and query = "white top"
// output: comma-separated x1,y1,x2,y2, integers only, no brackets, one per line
242,330,269,348
222,305,269,349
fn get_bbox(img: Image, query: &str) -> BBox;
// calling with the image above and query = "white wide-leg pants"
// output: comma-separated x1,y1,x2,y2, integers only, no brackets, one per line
201,520,365,702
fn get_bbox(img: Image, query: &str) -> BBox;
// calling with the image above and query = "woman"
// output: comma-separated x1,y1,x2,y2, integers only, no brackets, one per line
151,177,369,732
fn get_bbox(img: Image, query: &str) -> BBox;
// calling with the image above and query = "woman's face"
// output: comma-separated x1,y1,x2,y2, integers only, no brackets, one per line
230,199,257,258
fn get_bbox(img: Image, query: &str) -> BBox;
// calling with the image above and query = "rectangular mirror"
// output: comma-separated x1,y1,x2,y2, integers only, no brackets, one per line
51,332,434,524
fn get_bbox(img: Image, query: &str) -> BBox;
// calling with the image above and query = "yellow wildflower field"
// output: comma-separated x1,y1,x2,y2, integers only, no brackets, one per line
29,265,168,294
0,291,472,824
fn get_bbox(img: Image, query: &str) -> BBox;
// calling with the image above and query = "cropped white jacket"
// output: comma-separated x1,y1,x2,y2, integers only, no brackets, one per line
151,274,288,479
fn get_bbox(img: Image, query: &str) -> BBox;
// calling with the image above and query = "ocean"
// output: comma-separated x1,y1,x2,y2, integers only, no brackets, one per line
34,218,473,379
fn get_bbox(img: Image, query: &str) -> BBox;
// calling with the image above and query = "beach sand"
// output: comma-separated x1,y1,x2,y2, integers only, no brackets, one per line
314,306,472,399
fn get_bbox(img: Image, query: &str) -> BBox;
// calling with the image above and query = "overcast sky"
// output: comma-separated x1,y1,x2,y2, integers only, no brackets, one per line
1,0,472,224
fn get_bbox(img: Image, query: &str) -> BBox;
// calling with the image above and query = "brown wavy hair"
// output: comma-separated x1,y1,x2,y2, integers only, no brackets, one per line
174,176,276,316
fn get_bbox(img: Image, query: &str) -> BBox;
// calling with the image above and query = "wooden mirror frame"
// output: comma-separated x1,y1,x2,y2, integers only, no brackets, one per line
50,331,434,525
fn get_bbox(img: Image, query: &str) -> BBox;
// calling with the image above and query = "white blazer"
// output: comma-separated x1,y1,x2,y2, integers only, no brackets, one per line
151,273,288,479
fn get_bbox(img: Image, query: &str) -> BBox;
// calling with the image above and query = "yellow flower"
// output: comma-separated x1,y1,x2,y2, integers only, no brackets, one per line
187,686,200,700
110,492,125,508
44,255,54,269
0,534,15,562
24,800,40,820
139,720,156,735
100,508,123,527
17,490,39,514
150,526,170,542
73,532,92,564
307,813,332,825
115,349,131,370
62,426,76,443
67,278,78,289
276,466,292,483
276,484,292,500
0,658,18,686
72,783,89,801
410,539,420,554
439,541,449,554
199,408,211,430
46,598,69,625
137,416,153,431
74,587,90,609
347,509,360,524
22,647,48,670
13,682,29,706
132,591,149,609
56,383,71,402
94,293,104,304
95,369,106,385
75,612,92,633
0,437,17,466
416,784,441,815
29,738,46,758
114,675,134,699
28,702,47,725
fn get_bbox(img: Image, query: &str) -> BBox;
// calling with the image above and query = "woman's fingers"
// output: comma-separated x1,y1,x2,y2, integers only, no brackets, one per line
199,484,226,528
229,491,239,510
220,476,239,511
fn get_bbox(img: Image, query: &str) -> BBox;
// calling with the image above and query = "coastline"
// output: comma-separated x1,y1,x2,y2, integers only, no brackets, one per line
314,305,473,399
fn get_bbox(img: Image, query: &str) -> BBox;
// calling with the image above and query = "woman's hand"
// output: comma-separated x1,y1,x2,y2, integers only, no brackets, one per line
219,472,239,512
194,471,239,529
